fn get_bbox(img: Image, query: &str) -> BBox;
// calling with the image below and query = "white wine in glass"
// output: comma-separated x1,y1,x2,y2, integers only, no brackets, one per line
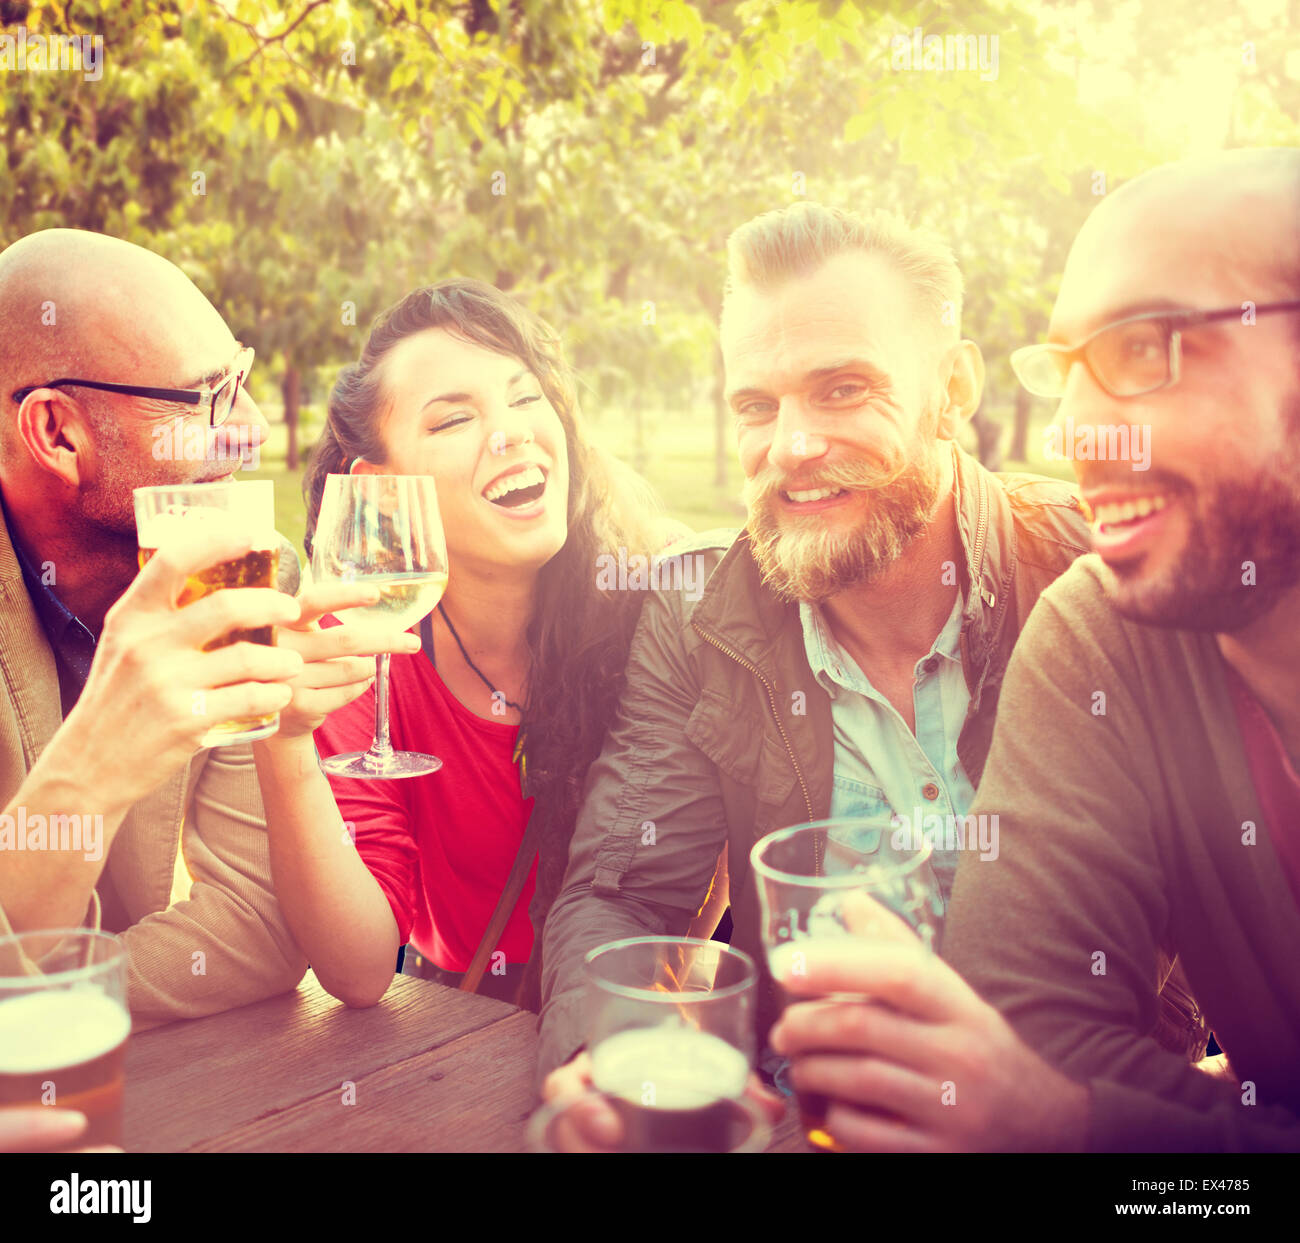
312,473,449,779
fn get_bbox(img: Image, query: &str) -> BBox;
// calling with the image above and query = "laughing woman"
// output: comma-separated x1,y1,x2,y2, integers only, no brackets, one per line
252,280,668,1011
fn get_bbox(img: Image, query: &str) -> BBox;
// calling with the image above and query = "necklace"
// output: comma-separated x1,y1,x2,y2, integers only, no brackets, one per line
434,603,529,783
437,603,524,713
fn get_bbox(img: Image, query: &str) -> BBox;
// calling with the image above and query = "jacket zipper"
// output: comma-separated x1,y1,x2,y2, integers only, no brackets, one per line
692,623,821,869
969,467,991,607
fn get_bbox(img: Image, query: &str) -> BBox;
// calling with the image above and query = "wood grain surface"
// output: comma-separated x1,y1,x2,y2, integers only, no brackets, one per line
125,971,811,1153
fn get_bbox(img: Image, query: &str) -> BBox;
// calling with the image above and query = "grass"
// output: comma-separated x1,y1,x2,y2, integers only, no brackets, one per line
249,404,1074,560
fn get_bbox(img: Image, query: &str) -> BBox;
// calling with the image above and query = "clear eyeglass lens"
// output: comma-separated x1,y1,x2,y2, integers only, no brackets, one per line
213,374,238,426
1090,319,1169,396
1021,348,1070,397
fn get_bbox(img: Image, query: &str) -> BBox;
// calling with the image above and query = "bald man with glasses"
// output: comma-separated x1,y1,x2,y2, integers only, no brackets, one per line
0,229,404,1027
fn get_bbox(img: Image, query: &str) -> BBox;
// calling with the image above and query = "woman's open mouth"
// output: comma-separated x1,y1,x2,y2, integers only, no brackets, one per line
482,463,548,513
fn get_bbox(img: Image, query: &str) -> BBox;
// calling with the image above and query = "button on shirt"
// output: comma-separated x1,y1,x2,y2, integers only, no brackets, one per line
799,592,977,911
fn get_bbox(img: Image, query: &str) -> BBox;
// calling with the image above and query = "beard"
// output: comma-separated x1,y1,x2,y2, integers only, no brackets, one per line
1098,467,1300,632
743,443,944,603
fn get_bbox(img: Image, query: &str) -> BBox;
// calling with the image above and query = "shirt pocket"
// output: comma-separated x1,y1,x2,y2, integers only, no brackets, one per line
826,778,897,864
824,781,946,949
829,776,892,825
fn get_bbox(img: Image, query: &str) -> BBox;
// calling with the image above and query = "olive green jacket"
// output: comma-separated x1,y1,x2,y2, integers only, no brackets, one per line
537,445,1095,1084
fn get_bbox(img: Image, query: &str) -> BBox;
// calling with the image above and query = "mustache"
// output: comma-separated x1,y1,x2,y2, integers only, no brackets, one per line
743,455,897,505
1075,462,1187,496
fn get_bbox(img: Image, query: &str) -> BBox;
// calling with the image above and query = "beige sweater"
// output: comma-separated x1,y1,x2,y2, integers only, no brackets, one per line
0,507,307,1026
946,555,1300,1151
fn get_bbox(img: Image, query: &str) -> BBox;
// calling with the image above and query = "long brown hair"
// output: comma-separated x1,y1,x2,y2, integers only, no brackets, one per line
304,280,662,837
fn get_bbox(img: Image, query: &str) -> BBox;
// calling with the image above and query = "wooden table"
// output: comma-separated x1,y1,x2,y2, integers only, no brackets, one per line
124,971,808,1153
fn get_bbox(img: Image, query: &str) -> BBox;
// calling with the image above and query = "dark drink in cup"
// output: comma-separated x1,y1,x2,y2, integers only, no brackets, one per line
590,1024,750,1153
767,939,846,1152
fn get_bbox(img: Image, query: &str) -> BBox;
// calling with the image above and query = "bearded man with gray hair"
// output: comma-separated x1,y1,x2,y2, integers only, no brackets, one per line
536,201,1099,1117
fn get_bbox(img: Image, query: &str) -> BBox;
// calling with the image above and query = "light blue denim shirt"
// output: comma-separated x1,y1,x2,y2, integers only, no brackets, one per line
798,591,977,910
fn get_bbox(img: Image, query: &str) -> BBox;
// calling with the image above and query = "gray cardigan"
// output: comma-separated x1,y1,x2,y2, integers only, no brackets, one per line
946,554,1300,1151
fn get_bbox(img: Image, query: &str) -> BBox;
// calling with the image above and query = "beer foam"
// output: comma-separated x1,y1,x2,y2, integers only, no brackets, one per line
591,1025,748,1109
136,505,273,551
0,990,129,1072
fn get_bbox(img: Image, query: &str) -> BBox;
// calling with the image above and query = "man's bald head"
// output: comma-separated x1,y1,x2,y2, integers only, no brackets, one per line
0,229,236,416
0,229,262,555
1053,147,1300,345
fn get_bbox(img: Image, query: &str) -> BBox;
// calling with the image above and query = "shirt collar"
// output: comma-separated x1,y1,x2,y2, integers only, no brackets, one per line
0,489,96,652
800,590,965,699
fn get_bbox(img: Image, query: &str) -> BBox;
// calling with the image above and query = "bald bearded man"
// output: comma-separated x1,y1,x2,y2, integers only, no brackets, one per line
765,148,1300,1151
0,230,409,1024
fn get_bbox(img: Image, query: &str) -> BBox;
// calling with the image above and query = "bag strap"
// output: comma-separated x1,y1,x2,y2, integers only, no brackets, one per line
461,810,542,996
420,612,538,1000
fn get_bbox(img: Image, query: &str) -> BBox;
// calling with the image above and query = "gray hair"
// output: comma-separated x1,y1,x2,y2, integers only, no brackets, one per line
721,201,964,352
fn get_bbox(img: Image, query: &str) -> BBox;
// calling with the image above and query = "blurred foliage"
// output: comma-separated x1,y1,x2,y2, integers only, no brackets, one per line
1,0,1295,482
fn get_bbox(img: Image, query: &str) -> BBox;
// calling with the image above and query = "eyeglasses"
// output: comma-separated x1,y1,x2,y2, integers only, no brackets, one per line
1010,300,1300,399
10,345,255,428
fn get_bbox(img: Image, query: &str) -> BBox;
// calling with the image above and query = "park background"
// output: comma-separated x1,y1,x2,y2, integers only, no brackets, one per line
2,0,1297,553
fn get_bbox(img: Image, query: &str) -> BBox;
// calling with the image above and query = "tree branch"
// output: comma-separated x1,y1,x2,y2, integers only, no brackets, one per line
208,0,334,81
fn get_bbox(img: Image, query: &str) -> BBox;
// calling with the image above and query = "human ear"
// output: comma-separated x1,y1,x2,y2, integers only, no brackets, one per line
935,341,985,439
15,390,92,488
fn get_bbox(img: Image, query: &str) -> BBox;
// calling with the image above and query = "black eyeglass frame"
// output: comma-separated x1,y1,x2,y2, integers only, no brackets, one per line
1010,300,1300,399
10,345,256,428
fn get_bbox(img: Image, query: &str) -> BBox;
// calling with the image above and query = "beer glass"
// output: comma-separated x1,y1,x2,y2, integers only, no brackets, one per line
0,930,129,1148
751,818,943,1152
572,936,765,1153
311,474,449,779
133,479,280,747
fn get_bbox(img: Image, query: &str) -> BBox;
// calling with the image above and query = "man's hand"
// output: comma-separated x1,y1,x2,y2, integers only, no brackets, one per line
267,583,422,742
540,1048,785,1152
52,524,304,816
768,939,1089,1152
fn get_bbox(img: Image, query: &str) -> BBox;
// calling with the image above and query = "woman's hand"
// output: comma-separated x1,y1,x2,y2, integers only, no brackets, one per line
269,582,422,741
0,1108,120,1154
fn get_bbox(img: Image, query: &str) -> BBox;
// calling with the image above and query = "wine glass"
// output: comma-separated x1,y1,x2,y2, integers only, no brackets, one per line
311,473,449,779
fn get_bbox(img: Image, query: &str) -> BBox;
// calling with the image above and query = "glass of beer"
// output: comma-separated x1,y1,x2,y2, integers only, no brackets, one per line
564,936,768,1153
311,473,449,779
0,930,129,1149
751,818,943,1152
133,479,281,747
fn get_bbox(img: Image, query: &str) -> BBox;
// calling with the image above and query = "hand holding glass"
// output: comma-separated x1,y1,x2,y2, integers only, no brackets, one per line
529,936,770,1153
311,473,448,778
751,817,943,1151
0,931,129,1149
133,480,280,747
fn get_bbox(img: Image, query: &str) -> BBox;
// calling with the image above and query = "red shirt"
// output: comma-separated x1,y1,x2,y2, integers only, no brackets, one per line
313,626,537,971
1227,664,1300,910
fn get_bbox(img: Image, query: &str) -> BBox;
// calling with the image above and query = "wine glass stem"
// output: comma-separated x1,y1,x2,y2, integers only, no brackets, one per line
368,653,394,762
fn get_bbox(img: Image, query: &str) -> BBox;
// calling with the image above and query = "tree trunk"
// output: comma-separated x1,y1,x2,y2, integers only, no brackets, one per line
971,406,1003,471
713,349,727,488
282,363,301,472
1010,385,1032,463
